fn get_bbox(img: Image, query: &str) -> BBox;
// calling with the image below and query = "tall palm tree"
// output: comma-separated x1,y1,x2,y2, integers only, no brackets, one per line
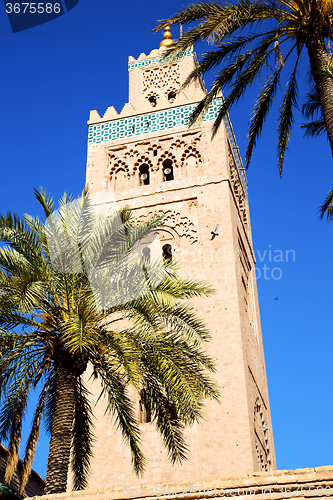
155,0,333,175
0,188,219,496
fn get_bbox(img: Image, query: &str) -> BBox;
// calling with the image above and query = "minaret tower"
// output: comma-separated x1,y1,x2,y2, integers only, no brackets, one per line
85,28,276,490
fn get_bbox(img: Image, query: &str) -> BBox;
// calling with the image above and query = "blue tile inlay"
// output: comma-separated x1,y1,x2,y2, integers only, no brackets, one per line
128,49,194,70
88,99,222,145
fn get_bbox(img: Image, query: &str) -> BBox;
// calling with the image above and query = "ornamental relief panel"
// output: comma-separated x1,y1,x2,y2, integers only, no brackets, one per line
142,64,180,93
254,398,271,472
134,210,198,245
105,135,203,191
248,367,272,472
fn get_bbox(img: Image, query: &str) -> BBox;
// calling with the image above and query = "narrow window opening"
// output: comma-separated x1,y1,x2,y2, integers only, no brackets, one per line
163,159,174,182
149,96,157,107
168,91,176,103
153,149,158,156
139,164,150,185
162,244,172,263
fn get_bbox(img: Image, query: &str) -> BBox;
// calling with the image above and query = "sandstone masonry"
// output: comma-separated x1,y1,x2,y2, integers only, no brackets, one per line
81,35,276,490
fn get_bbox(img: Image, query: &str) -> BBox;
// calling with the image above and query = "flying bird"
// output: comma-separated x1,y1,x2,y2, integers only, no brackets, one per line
211,224,219,240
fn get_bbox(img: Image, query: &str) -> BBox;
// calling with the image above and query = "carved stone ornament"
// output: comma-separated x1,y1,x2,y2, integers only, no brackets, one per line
254,398,271,472
134,210,198,244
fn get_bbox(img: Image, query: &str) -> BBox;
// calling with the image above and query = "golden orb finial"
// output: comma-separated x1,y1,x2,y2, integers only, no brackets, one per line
159,26,173,48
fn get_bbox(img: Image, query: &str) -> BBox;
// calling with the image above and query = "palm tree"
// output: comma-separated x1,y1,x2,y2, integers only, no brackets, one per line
0,188,219,496
155,0,333,175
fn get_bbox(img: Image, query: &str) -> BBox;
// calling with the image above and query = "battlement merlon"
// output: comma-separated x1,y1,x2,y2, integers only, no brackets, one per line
88,47,206,126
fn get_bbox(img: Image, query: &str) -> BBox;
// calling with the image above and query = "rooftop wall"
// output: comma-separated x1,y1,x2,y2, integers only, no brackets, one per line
0,445,45,498
27,466,333,500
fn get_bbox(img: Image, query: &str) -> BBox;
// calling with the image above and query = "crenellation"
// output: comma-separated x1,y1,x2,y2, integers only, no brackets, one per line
137,52,147,61
119,102,136,117
89,109,101,122
103,106,119,120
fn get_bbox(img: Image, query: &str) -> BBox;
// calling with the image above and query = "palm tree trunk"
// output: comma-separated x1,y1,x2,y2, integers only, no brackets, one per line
45,366,76,494
306,34,333,157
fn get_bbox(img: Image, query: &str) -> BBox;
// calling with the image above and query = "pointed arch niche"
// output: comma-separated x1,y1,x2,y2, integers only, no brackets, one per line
185,155,199,178
109,160,129,191
115,169,128,191
181,144,202,178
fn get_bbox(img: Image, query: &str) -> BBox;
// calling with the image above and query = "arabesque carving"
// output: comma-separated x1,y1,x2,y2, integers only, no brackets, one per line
142,64,180,93
135,210,198,244
106,135,205,191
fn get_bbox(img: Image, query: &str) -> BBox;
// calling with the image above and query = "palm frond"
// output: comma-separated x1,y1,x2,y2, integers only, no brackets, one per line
300,84,327,138
300,119,327,137
140,335,219,424
277,61,300,176
19,379,50,494
246,70,282,166
4,384,29,485
144,383,188,464
34,188,54,218
302,87,322,118
98,360,145,476
319,188,333,220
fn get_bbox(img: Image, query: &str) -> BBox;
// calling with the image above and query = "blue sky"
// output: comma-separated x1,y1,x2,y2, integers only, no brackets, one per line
0,0,332,481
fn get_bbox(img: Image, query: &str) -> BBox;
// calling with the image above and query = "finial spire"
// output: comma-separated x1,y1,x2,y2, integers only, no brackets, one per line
159,27,173,48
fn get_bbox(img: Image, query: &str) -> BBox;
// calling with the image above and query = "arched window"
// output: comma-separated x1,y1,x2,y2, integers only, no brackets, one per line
168,91,176,103
142,246,151,261
162,244,172,262
148,96,157,107
139,164,150,185
163,159,174,182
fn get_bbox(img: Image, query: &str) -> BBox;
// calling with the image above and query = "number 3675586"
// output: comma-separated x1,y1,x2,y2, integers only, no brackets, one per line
5,3,61,14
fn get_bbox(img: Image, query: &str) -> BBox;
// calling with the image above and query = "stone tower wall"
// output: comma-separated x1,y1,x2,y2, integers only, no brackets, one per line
83,44,276,491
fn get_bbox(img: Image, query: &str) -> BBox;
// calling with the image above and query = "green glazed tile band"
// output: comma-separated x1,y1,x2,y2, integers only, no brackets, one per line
128,49,194,70
88,99,222,145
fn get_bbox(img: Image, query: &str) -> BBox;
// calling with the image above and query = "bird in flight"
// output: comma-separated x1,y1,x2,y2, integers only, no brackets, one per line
211,224,219,240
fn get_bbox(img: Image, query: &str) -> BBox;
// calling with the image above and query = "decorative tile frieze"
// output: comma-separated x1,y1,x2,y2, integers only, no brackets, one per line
88,99,222,145
128,49,194,70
